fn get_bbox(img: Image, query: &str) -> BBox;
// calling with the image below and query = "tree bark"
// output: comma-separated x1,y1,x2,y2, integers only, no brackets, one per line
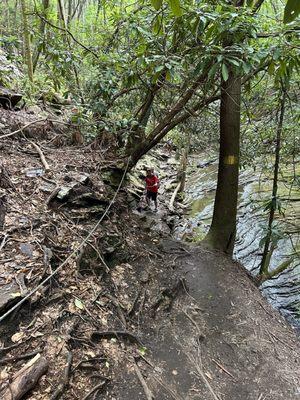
178,131,191,192
20,0,34,82
259,85,286,276
57,0,84,102
125,73,166,153
1,354,48,400
205,67,241,255
33,0,50,72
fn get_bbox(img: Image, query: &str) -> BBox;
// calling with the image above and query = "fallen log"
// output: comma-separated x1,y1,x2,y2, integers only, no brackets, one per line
1,353,48,400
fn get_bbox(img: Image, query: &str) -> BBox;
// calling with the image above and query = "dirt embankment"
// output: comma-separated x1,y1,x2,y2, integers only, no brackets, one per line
0,111,299,400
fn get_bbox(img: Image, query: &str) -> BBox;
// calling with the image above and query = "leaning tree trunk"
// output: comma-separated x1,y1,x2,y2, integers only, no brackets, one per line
20,0,34,82
205,67,241,255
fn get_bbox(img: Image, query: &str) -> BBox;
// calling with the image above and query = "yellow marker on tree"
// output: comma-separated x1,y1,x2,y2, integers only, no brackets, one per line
224,155,237,165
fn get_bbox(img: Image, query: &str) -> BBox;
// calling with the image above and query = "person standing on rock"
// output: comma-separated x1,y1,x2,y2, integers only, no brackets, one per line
145,168,159,211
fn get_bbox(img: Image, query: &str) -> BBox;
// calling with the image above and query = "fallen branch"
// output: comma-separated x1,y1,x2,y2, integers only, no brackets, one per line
185,351,221,400
82,381,107,400
1,353,48,400
0,349,42,365
0,338,32,355
211,358,235,379
36,13,99,59
28,140,50,171
104,293,127,327
169,182,181,212
0,119,46,140
182,309,205,341
50,351,73,400
91,330,143,346
133,360,154,400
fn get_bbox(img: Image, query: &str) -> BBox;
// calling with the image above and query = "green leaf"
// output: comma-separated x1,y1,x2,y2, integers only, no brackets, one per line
227,58,240,67
208,63,219,80
221,63,229,81
153,15,164,35
75,298,84,310
284,0,300,23
168,0,182,17
151,0,163,10
268,62,275,76
242,61,251,74
139,346,147,356
155,64,165,73
166,70,172,81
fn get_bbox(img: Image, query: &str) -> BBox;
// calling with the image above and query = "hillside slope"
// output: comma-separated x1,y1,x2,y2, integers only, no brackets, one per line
0,125,299,400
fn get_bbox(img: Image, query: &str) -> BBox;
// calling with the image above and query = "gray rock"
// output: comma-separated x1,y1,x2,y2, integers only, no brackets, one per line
25,168,44,178
19,243,34,258
0,278,26,313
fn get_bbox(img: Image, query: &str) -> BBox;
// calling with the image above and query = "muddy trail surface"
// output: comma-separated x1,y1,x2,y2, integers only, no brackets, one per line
0,118,299,400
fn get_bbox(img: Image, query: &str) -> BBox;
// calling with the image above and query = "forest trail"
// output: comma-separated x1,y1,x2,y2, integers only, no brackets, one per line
0,130,299,400
110,237,300,400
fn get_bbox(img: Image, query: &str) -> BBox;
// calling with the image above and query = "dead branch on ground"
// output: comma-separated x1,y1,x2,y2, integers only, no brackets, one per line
91,330,143,346
133,360,154,400
50,351,73,400
28,140,51,171
1,353,48,400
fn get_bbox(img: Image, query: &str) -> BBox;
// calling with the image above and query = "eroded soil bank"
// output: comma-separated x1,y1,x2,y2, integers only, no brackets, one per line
0,115,299,399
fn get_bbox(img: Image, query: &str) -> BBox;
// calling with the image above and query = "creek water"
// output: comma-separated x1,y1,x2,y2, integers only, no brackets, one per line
174,153,300,329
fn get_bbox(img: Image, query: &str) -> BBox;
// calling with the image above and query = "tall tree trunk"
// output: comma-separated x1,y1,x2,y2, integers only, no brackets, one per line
67,0,73,25
33,0,50,72
205,67,241,255
57,0,84,102
20,0,34,82
259,84,286,276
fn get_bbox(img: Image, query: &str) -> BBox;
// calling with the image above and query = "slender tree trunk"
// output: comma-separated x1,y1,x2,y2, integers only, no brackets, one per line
67,0,72,25
33,0,50,72
96,0,101,21
179,131,191,192
205,67,241,255
20,0,34,82
259,85,286,276
57,0,84,103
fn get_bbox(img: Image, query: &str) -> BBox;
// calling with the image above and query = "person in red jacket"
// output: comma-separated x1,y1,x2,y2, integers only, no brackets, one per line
145,168,159,211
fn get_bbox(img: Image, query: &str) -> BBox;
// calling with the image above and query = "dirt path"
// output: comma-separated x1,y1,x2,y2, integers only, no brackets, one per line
108,237,300,400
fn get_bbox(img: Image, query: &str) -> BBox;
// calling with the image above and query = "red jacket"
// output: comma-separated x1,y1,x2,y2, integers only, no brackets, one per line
145,175,159,193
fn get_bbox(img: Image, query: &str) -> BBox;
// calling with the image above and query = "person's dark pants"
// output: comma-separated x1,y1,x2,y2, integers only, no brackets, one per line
146,191,158,209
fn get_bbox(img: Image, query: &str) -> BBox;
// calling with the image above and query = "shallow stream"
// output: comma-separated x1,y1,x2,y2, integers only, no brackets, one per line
174,153,300,329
